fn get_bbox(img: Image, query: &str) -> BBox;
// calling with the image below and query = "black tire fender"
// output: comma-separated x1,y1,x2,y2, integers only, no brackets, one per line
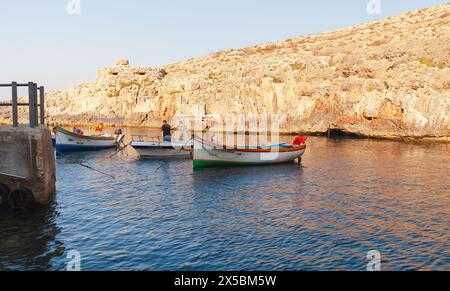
0,183,10,206
8,187,34,209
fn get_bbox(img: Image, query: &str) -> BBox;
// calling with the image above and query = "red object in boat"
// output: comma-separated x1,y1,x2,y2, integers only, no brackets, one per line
293,136,308,145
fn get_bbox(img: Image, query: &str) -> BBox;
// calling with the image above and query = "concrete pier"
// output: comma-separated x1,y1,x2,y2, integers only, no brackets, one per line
0,81,55,208
0,126,56,206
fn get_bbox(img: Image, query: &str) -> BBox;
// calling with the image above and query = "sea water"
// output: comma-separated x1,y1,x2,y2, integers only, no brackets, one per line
0,130,449,271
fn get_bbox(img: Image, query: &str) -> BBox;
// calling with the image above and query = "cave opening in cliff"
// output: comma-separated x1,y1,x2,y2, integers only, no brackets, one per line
326,128,364,139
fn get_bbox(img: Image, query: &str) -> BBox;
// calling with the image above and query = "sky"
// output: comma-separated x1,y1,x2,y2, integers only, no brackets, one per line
0,0,448,91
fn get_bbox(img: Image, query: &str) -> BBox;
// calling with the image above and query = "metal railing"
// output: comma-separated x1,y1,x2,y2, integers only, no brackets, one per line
0,82,45,128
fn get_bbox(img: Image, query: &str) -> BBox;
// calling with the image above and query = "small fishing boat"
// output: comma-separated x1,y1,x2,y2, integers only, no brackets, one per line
53,126,124,153
130,136,193,159
193,136,307,169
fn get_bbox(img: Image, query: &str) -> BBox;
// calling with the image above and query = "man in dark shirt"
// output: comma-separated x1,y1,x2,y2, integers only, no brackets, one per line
162,120,171,142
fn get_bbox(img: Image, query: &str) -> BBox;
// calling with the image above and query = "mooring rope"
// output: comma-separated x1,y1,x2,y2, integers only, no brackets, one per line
103,140,131,160
56,150,116,179
53,130,185,197
55,131,117,179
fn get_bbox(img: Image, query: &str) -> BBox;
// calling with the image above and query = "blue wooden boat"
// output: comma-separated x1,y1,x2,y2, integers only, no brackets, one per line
53,126,124,153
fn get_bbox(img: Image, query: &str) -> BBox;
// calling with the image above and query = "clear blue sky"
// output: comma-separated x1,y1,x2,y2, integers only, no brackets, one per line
0,0,447,91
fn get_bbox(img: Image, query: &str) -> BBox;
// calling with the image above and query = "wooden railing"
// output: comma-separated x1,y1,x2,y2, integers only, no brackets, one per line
0,82,45,127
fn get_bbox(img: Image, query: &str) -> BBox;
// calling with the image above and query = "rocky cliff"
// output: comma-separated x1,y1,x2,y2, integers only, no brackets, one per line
16,4,450,139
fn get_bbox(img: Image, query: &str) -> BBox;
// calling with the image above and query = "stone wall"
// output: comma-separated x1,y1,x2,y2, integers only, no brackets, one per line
95,59,167,88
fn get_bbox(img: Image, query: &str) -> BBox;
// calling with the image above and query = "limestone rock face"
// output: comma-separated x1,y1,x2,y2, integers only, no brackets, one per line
40,4,450,139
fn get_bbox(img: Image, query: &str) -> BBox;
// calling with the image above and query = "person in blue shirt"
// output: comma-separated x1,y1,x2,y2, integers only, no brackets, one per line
73,127,84,135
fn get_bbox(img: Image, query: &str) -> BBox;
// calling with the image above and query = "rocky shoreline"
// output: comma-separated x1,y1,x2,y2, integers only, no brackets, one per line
39,121,450,143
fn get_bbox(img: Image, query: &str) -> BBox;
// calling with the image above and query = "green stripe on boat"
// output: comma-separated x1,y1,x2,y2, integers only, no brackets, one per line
193,160,282,169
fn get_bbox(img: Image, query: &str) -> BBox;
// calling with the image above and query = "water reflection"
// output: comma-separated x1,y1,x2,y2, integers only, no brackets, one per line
0,202,65,271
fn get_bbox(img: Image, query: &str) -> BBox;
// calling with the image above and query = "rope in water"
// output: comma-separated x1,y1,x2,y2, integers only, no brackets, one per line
54,132,179,181
56,150,116,179
55,131,117,179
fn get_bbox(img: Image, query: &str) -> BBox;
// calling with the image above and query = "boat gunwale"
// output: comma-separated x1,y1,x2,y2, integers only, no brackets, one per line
194,137,306,153
54,126,118,141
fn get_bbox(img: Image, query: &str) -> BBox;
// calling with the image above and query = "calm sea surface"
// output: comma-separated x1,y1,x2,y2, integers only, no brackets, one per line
1,128,449,271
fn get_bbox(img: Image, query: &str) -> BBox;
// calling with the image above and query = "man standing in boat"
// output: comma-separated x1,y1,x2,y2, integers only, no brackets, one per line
162,120,172,142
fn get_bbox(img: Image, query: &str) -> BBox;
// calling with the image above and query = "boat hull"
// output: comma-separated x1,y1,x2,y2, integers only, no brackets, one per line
56,144,117,153
131,141,193,159
54,127,119,153
193,138,306,169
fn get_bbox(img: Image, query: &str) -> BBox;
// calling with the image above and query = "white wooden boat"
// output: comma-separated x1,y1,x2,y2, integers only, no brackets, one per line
54,126,124,153
193,136,307,169
130,138,193,159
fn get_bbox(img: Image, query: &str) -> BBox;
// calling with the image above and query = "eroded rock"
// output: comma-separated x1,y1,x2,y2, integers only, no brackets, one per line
5,4,449,141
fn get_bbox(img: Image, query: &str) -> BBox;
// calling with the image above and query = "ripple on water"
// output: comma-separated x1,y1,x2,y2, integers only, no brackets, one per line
0,135,449,270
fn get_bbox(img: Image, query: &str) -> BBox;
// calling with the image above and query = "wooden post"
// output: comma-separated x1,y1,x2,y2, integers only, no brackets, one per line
39,86,45,125
28,82,34,127
11,82,18,127
28,82,37,128
34,83,39,126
